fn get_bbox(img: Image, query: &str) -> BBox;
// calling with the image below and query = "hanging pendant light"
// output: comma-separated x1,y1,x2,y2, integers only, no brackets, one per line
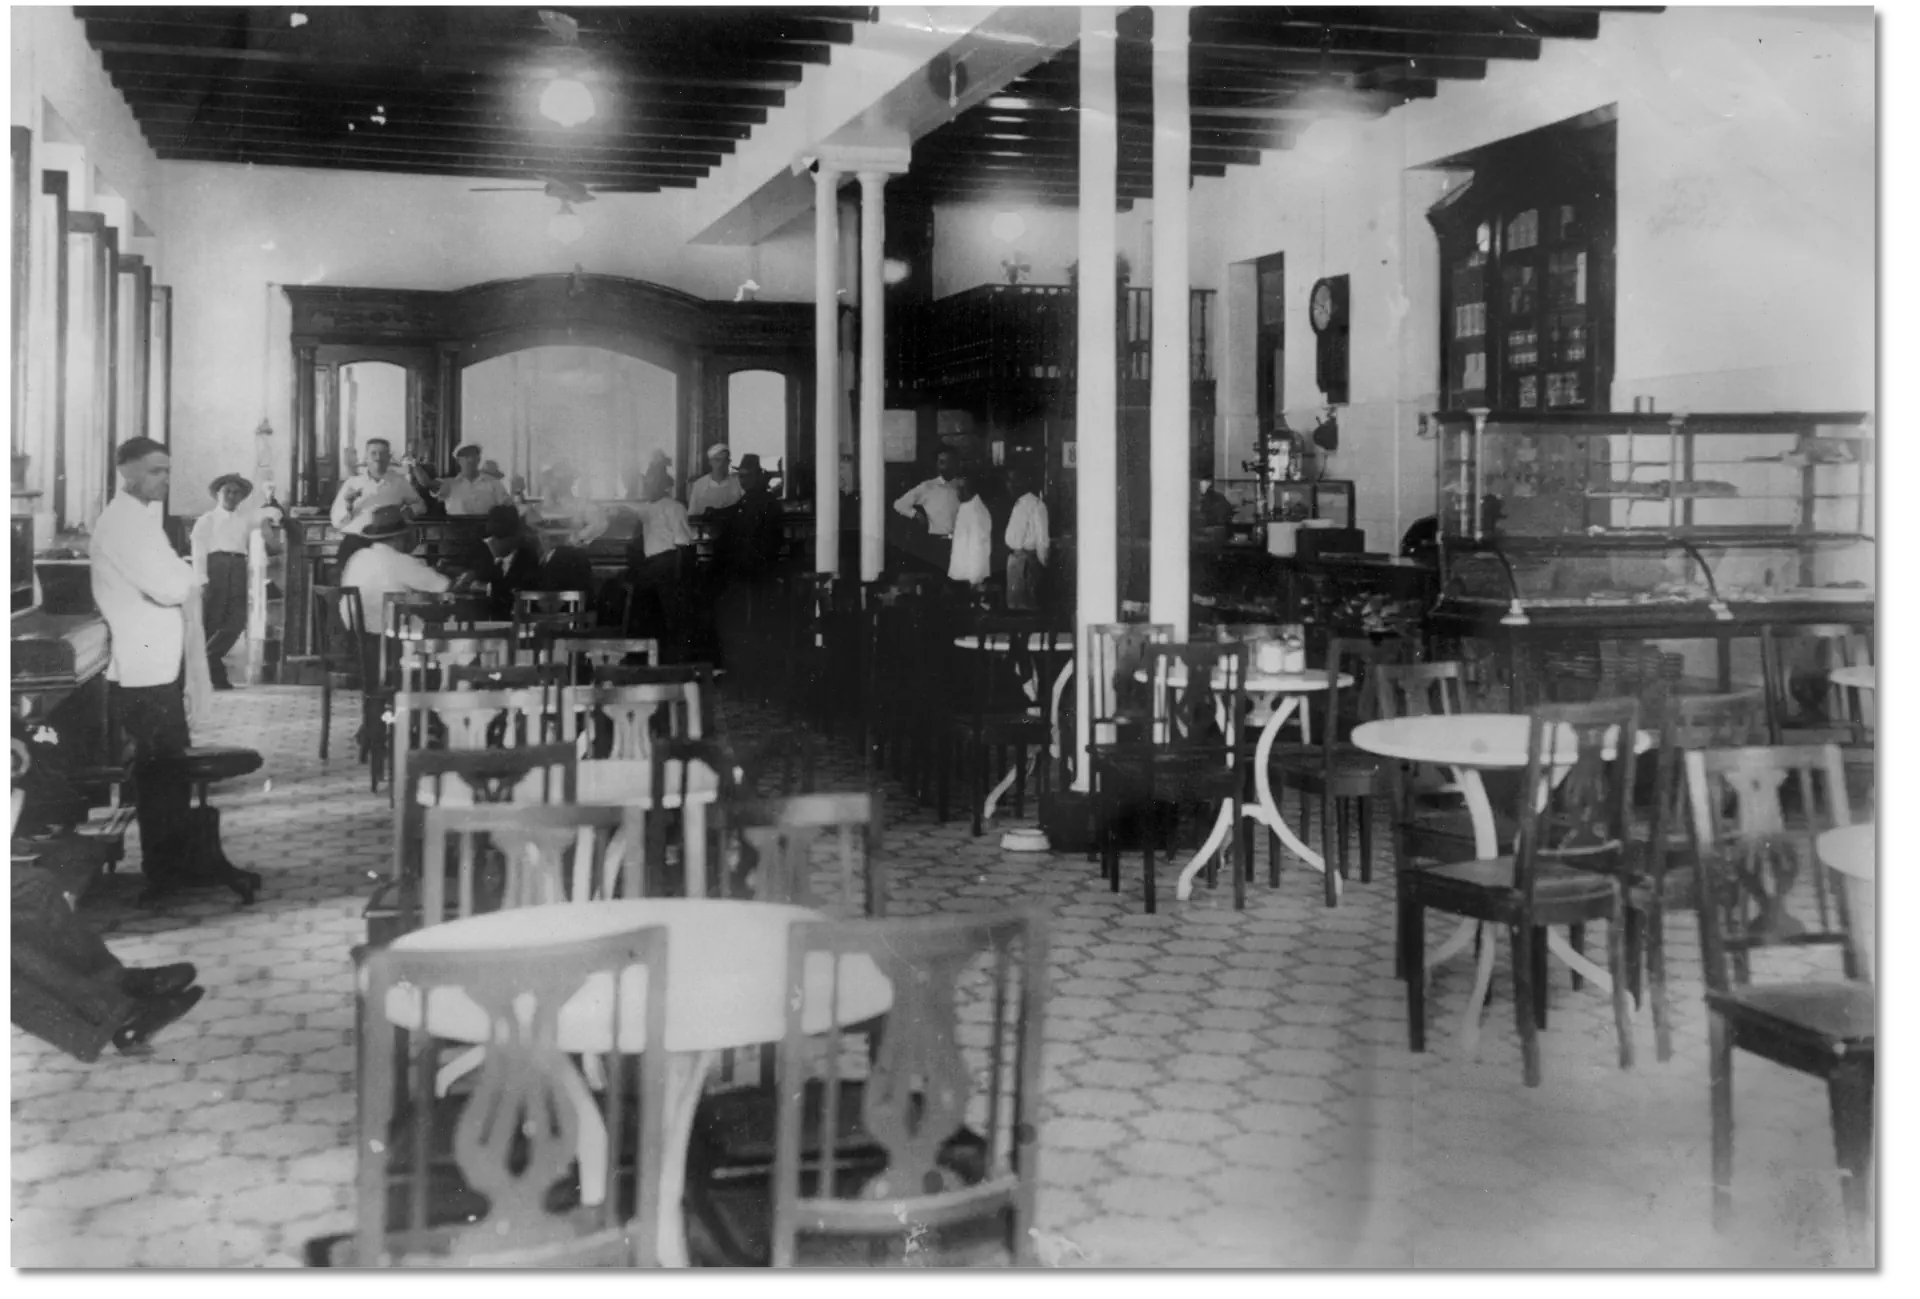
539,76,595,127
548,200,585,245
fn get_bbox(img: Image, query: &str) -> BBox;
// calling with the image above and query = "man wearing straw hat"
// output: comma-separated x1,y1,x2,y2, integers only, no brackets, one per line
189,473,259,691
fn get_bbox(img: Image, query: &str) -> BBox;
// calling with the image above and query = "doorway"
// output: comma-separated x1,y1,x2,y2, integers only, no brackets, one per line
1255,252,1285,438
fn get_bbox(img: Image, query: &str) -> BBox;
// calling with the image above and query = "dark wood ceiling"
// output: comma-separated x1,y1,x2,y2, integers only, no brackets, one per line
896,5,1652,208
80,6,1654,205
78,5,878,193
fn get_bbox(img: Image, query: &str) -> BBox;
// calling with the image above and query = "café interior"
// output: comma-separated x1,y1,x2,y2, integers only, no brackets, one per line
9,4,1878,1269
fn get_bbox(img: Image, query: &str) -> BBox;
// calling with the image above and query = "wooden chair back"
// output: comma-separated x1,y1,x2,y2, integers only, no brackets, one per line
311,585,376,687
1141,641,1248,754
560,682,702,767
514,589,588,617
724,792,883,917
644,736,740,899
1085,622,1173,746
770,911,1047,1266
392,688,558,815
589,664,718,735
393,627,518,694
1684,743,1857,990
954,613,1071,727
1645,689,1766,861
1313,637,1405,758
355,929,668,1266
1760,624,1872,747
419,803,643,924
1369,659,1466,721
549,635,661,684
1511,698,1642,905
393,742,578,894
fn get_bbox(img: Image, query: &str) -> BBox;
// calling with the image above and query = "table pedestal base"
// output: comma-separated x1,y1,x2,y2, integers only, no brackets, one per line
657,1050,718,1268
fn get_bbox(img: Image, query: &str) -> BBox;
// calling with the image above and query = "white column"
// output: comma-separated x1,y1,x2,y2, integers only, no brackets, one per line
1149,5,1192,638
1073,5,1120,793
857,170,889,582
813,165,843,574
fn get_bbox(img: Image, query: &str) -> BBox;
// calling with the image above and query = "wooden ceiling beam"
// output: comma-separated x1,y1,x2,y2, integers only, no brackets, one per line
151,145,696,188
122,94,759,143
130,115,731,165
85,40,809,89
110,80,773,127
1189,6,1598,42
100,62,794,111
136,127,716,177
1181,21,1538,63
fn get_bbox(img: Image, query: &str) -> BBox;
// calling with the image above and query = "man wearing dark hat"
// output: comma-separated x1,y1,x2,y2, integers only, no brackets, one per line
339,504,450,662
189,473,259,690
464,504,545,619
431,443,515,516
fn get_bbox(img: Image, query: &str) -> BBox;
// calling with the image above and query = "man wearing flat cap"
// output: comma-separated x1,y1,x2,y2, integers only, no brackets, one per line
686,443,744,518
430,443,515,517
189,473,260,691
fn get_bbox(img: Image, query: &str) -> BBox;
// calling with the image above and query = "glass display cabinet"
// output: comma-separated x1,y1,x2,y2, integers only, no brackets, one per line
1428,409,1873,706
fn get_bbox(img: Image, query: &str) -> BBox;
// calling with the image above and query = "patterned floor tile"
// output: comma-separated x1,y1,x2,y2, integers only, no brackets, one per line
9,685,1867,1267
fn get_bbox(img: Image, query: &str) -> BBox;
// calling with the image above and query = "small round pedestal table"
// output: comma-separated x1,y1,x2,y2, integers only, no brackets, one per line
1133,663,1352,902
1350,714,1653,1055
383,899,893,1267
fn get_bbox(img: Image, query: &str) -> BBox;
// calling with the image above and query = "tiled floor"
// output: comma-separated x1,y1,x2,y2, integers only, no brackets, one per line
11,685,1870,1267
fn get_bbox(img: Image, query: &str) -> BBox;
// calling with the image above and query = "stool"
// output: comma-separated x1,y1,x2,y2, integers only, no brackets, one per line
170,745,265,905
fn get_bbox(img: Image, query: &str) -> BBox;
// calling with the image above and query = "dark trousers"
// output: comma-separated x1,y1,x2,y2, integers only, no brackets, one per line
715,575,774,683
334,531,374,579
10,865,135,1061
203,552,248,686
628,551,689,663
112,675,192,887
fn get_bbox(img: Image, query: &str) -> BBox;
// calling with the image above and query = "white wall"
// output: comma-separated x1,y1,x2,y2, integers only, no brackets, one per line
930,197,1221,297
1196,6,1874,548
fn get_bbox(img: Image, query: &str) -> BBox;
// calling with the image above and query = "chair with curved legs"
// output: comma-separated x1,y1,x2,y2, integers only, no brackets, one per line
1685,742,1871,1243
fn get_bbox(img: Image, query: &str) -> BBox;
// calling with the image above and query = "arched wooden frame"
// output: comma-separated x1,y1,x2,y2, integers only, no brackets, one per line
286,274,814,508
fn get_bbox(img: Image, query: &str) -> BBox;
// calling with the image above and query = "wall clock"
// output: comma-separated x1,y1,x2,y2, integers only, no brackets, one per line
1310,274,1350,404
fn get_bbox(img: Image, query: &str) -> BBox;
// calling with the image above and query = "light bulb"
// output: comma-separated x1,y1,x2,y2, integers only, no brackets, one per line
882,257,912,285
548,203,585,245
539,77,595,127
989,211,1026,244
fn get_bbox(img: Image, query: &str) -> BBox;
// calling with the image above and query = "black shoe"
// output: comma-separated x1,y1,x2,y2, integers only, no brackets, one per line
120,963,198,999
112,985,205,1055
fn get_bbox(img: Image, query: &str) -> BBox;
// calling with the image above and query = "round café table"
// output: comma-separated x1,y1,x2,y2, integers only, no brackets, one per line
952,632,1077,828
382,899,893,1267
1816,822,1874,984
1132,663,1352,902
1350,714,1653,1055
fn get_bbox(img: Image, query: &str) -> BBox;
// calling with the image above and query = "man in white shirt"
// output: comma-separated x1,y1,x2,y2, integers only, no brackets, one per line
623,464,696,660
329,437,423,572
432,443,515,517
89,438,203,901
894,449,962,574
948,475,993,587
188,473,259,690
339,505,452,653
1003,467,1051,611
686,444,745,518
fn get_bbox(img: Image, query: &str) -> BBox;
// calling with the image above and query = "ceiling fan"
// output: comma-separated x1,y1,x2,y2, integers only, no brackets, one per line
470,174,605,203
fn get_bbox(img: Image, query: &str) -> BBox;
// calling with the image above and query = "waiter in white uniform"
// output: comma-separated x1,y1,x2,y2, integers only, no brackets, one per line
328,436,423,573
893,449,963,575
90,438,259,905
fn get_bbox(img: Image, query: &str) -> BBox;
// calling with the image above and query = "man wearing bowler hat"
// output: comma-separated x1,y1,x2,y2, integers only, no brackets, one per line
189,473,260,690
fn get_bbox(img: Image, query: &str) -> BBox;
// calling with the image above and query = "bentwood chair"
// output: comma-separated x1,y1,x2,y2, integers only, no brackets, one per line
1397,698,1641,1087
1631,690,1765,1061
1093,642,1250,913
1079,622,1174,861
686,911,1048,1267
937,613,1071,837
1684,743,1872,1240
327,930,669,1267
1266,637,1404,900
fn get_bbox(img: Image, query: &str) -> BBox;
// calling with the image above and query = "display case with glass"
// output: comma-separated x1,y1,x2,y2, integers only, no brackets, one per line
1428,409,1872,704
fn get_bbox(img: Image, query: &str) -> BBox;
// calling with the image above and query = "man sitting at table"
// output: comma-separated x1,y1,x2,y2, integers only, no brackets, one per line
340,504,452,660
465,504,546,619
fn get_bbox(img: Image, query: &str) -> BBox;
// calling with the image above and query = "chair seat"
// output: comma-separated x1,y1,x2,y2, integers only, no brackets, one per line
179,745,264,784
1403,854,1619,920
688,1080,997,1267
1268,745,1390,793
1707,981,1875,1051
